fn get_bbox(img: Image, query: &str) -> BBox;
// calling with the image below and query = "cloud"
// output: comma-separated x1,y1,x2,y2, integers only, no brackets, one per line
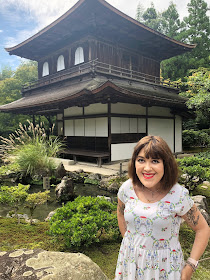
1,0,192,50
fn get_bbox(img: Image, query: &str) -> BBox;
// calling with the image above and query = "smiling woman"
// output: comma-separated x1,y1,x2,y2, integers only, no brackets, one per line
115,135,209,280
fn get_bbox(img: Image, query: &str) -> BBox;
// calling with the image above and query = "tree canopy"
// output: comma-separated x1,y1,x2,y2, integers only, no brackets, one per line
0,61,38,137
136,0,210,80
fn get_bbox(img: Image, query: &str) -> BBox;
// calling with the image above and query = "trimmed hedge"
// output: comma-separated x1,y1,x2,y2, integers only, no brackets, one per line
182,129,210,147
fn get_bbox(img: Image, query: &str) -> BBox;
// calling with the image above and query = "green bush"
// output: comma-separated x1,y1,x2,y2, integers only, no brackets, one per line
15,142,56,177
182,130,210,147
177,156,210,191
0,121,64,178
196,151,210,159
49,196,119,248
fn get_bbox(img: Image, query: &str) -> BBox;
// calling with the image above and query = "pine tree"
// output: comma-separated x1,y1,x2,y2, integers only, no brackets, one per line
161,2,182,39
142,2,162,32
161,0,210,80
135,1,145,23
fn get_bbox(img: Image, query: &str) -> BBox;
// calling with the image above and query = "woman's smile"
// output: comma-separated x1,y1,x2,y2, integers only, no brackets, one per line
143,173,155,179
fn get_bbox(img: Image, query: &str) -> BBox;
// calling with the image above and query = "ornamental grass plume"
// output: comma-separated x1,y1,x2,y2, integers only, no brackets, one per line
0,120,65,177
0,120,62,159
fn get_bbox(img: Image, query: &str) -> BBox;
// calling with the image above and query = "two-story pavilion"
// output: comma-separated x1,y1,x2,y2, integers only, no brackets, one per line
0,0,195,165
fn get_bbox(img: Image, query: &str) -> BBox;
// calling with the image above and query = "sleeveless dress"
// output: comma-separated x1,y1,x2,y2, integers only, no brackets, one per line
114,179,194,280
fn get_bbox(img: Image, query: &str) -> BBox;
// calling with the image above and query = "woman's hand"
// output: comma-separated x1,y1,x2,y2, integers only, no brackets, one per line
181,264,194,280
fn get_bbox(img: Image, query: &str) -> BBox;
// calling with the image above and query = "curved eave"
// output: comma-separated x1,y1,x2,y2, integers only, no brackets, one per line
0,78,188,116
5,0,195,56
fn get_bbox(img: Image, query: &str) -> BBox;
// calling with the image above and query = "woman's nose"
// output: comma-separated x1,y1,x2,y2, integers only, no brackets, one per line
144,161,152,171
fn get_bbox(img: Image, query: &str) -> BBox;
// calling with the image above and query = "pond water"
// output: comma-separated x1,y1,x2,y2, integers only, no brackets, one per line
0,183,117,221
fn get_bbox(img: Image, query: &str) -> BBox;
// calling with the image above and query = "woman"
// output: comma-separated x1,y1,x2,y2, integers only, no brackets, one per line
115,136,209,280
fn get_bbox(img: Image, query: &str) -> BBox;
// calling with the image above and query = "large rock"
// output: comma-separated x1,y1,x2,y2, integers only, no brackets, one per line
55,176,75,202
55,163,67,178
0,249,108,280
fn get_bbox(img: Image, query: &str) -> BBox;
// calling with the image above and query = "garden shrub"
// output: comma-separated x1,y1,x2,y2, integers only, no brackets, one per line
196,151,210,159
49,196,119,248
177,156,210,191
182,129,210,147
0,121,64,178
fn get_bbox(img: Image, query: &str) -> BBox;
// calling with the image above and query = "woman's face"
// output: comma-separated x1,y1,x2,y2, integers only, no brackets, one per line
135,148,164,191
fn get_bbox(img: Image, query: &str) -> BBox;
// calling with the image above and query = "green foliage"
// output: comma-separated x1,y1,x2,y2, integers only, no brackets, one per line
177,155,210,191
49,196,119,248
158,0,210,80
180,68,210,127
0,162,19,177
182,129,210,147
142,3,162,32
0,62,38,137
196,151,210,159
0,184,30,219
0,121,64,178
0,66,13,80
15,142,56,177
25,191,50,224
108,175,128,186
14,61,38,86
84,177,99,185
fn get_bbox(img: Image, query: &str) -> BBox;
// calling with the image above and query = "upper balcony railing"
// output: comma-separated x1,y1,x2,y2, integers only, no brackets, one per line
22,59,179,92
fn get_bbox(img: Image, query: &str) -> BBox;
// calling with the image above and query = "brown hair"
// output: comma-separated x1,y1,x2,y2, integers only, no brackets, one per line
128,135,179,190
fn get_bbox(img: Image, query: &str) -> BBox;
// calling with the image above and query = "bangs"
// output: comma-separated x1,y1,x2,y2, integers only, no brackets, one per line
141,138,164,160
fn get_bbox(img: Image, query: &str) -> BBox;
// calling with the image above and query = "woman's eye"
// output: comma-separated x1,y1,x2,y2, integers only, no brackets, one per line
137,158,144,163
152,159,159,164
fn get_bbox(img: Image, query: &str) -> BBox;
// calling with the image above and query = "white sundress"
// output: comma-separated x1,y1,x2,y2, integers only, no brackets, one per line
115,179,194,280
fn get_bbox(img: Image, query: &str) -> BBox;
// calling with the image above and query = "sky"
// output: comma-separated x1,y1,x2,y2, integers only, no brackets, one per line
0,0,201,71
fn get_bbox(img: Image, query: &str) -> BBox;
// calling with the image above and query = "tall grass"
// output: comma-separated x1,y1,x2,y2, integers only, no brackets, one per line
0,120,64,177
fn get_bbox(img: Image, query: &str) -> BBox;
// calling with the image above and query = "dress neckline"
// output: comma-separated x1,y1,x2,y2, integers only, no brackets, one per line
131,182,176,205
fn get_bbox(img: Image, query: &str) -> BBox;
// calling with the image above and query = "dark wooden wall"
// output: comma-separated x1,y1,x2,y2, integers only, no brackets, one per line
38,38,160,79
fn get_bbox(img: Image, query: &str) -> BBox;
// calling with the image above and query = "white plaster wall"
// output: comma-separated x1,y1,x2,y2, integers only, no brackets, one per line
84,103,107,115
96,117,108,136
57,113,63,121
64,120,74,136
138,118,146,133
175,115,182,152
148,107,173,117
111,142,137,161
111,103,146,115
75,119,84,136
130,118,138,133
85,119,95,136
148,118,174,151
111,117,146,134
121,118,130,133
111,117,121,133
64,107,83,117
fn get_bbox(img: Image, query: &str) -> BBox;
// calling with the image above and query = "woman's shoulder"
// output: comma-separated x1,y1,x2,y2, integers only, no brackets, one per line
117,178,133,199
172,183,189,194
119,178,133,190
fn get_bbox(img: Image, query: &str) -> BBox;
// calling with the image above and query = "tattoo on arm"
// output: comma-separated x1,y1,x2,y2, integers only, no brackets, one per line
186,205,199,226
118,203,125,215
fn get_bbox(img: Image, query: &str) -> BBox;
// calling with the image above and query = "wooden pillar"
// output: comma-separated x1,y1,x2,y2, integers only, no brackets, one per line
62,109,65,137
173,115,176,153
146,107,148,135
108,101,111,161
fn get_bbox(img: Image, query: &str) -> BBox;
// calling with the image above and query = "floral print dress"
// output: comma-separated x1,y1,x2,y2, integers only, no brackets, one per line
115,179,194,280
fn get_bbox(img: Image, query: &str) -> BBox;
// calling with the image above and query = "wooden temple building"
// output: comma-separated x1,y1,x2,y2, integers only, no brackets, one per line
0,0,195,165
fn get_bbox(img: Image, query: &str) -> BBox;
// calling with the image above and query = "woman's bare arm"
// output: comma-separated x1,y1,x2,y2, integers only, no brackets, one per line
117,198,127,237
181,204,210,280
